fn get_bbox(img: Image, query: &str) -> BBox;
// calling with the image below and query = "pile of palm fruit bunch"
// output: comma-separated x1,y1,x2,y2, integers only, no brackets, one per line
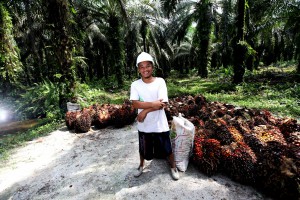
65,100,136,132
164,94,299,200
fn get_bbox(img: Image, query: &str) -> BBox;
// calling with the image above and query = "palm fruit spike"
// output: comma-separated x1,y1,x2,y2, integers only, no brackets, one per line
205,118,235,145
255,141,299,199
65,110,80,130
221,142,257,184
74,108,92,133
192,137,222,176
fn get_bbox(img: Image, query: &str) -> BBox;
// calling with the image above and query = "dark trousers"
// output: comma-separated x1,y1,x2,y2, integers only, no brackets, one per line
138,131,172,160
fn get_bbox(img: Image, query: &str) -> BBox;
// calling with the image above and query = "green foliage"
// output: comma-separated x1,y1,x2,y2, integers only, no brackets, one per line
0,3,23,89
16,80,61,120
237,41,257,59
74,79,129,108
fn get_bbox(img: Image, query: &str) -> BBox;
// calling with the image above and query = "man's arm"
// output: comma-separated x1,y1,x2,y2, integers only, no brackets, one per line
132,99,166,122
136,107,156,122
132,99,165,110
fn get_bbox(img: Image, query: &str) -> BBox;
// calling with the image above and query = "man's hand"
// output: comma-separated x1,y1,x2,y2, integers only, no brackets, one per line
137,99,165,122
151,99,165,110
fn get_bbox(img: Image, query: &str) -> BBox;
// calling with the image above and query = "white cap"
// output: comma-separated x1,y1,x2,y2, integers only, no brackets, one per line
136,52,154,67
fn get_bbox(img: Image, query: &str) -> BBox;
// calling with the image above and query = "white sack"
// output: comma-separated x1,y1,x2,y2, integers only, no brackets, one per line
171,113,195,172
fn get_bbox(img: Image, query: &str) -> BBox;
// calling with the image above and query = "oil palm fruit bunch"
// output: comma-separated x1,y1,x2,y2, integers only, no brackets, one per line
65,110,80,130
286,132,300,157
232,107,252,121
221,142,257,184
197,105,213,121
242,125,287,155
231,116,252,135
111,101,136,128
74,108,92,133
253,115,268,126
205,118,236,145
255,141,299,200
93,104,112,128
171,96,189,117
192,137,221,176
227,126,245,142
252,125,287,146
123,99,137,125
88,104,100,126
189,117,205,129
259,109,278,126
194,94,208,106
165,99,179,121
277,117,300,137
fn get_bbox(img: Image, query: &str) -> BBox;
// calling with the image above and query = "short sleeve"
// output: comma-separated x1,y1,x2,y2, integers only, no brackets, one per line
158,78,168,102
130,82,139,101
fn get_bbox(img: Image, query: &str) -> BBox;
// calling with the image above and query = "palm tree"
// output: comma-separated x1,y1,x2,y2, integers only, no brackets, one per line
127,0,173,76
161,0,214,78
283,0,300,74
87,0,128,87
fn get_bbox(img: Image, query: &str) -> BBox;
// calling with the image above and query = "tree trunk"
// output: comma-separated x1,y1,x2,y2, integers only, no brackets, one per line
196,0,212,78
108,15,124,87
44,0,74,113
140,20,148,53
232,0,246,84
221,0,233,68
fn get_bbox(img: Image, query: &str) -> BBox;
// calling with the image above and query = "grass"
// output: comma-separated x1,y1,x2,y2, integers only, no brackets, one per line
0,61,299,160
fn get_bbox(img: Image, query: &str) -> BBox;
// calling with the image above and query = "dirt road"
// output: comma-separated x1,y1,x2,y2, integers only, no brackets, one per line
0,123,271,200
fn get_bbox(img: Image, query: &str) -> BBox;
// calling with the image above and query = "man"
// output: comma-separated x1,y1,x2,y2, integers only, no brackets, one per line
130,52,179,180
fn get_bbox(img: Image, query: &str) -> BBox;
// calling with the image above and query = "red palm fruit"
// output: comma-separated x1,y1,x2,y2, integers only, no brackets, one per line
221,142,257,184
255,141,299,200
74,108,92,133
205,118,235,145
94,108,110,128
277,117,300,136
231,116,252,135
260,109,279,125
65,111,80,130
192,137,222,176
194,95,207,106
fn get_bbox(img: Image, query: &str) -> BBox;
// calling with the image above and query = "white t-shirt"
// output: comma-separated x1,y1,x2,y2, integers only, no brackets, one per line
130,77,169,133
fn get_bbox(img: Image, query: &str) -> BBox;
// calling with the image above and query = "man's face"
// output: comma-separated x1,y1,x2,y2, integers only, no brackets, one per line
138,61,153,79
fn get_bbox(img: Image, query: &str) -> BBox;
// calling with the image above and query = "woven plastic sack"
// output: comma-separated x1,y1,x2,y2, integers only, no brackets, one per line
170,113,195,171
